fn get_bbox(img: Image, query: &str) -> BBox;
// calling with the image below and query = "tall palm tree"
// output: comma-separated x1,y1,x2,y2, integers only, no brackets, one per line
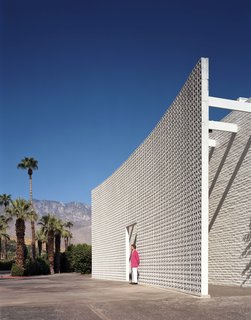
0,194,12,259
27,210,38,255
17,157,38,261
6,199,33,268
35,229,47,257
38,214,57,274
54,218,64,273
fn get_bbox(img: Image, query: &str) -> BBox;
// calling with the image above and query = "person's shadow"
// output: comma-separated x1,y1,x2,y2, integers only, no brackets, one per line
241,218,251,286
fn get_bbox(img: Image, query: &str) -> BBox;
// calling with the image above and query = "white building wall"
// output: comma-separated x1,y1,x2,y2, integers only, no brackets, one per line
92,58,209,295
209,111,251,286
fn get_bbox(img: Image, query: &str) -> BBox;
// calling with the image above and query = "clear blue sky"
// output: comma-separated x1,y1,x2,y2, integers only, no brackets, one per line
0,0,250,205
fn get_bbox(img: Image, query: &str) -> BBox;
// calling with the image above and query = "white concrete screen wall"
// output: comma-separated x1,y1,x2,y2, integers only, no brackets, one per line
92,58,209,296
209,111,251,286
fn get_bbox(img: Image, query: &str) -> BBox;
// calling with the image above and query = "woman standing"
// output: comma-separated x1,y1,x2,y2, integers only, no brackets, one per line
130,244,140,284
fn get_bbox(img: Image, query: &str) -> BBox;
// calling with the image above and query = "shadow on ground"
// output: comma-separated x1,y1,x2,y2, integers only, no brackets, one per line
0,273,251,320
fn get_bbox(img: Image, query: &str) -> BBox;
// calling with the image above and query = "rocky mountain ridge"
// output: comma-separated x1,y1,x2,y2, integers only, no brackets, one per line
1,199,92,244
33,199,91,223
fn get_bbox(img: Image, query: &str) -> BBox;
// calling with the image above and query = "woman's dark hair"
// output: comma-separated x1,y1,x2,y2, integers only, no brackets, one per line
131,244,136,249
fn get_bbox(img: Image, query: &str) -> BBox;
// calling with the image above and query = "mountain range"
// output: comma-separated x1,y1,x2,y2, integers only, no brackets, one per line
2,199,92,244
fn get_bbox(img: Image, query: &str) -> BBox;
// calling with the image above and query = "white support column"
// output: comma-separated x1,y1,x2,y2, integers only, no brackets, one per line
209,121,238,133
201,58,209,297
209,97,251,113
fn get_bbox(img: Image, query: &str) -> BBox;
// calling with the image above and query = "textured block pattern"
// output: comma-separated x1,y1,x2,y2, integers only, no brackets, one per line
92,59,208,295
209,111,251,287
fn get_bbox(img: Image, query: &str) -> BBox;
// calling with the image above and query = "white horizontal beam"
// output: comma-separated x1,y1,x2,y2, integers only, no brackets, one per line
209,139,217,148
209,121,238,133
209,96,251,113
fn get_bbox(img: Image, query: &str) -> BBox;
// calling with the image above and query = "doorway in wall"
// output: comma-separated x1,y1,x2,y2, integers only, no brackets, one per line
126,223,137,281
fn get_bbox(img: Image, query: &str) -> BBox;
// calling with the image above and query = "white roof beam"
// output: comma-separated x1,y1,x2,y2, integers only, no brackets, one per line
209,121,238,133
209,96,251,113
209,139,217,148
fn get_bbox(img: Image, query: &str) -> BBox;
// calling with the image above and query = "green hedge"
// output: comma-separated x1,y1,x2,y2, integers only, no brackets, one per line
11,257,50,276
11,263,25,276
61,244,92,274
24,257,50,276
0,260,14,271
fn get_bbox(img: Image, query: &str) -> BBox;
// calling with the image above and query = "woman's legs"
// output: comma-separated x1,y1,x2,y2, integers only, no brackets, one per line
132,267,138,283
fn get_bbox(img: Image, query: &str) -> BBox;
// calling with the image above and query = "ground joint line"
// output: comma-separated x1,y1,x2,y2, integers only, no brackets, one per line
88,304,112,320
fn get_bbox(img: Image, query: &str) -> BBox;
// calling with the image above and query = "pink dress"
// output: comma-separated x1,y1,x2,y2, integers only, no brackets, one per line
131,250,140,268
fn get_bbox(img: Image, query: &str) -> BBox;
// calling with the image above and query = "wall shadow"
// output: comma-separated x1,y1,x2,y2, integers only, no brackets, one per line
209,133,236,197
241,218,251,286
209,135,251,232
128,223,137,246
209,147,215,162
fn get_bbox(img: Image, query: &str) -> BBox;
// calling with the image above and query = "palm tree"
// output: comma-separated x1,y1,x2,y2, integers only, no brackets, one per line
0,216,9,259
62,229,73,250
0,194,12,260
6,199,33,268
0,194,12,208
0,215,11,260
28,210,38,255
38,214,57,274
62,221,73,250
35,229,47,257
17,157,38,261
64,221,73,230
54,218,64,273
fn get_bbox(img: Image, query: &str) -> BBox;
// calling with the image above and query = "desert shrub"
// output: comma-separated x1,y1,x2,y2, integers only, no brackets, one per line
0,260,14,271
11,263,25,276
62,244,92,274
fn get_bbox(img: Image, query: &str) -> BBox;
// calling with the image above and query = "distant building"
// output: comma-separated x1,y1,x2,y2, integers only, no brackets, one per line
92,58,251,296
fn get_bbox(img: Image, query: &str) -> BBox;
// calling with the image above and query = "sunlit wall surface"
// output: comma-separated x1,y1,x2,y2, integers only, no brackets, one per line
92,59,209,296
209,111,251,287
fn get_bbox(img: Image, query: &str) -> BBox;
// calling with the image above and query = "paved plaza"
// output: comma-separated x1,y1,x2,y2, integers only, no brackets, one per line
0,273,251,320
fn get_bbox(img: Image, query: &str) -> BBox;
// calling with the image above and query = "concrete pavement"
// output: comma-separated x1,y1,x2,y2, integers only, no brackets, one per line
0,273,251,320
